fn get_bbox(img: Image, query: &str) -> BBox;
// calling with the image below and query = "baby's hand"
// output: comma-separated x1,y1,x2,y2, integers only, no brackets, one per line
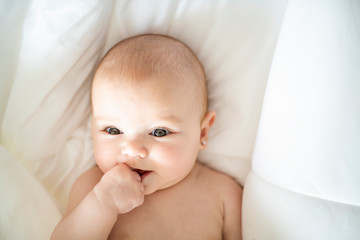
93,163,144,214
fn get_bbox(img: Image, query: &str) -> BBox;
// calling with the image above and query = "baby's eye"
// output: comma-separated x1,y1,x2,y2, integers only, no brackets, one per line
151,128,169,137
105,127,122,135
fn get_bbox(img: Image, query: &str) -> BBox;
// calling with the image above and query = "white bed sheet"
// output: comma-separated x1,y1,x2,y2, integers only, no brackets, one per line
0,145,61,239
1,0,286,210
2,0,360,239
0,0,287,238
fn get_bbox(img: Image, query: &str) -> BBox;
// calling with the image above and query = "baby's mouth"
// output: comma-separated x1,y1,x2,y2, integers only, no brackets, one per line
131,168,151,178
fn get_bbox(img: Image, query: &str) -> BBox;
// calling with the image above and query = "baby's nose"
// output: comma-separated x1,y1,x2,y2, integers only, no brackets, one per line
120,137,148,159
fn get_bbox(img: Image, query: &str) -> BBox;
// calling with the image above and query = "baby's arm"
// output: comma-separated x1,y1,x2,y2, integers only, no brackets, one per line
222,180,243,240
51,164,144,240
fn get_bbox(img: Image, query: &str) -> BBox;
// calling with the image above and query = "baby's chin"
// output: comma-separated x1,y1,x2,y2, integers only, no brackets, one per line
142,183,168,196
144,189,155,195
143,185,160,196
143,183,168,195
143,179,182,196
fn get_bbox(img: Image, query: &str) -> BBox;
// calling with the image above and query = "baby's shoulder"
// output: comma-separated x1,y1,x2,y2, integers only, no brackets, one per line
196,163,243,238
196,162,243,199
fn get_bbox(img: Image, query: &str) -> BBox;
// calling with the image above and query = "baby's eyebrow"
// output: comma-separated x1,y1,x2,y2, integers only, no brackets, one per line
93,116,107,122
93,116,120,123
93,115,182,124
158,115,183,124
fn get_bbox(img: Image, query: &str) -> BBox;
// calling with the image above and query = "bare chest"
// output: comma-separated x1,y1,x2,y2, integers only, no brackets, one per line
108,187,224,240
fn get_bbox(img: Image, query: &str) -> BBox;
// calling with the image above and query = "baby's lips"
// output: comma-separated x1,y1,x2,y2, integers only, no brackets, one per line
129,166,149,176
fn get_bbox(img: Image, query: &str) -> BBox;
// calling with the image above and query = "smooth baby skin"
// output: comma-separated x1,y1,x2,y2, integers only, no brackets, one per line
51,34,242,240
60,161,242,240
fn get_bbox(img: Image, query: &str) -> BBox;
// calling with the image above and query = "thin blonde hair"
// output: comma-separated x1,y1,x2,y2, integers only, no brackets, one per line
93,34,208,116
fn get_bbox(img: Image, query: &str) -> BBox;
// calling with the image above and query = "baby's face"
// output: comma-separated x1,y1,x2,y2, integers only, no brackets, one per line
91,76,203,195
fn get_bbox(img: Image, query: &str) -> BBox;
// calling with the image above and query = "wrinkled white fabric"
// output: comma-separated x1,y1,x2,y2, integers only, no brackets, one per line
0,145,61,240
0,0,286,238
0,0,286,211
1,0,113,212
3,0,359,239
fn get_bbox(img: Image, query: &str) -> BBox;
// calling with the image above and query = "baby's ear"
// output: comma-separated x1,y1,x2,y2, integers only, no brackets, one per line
200,110,216,150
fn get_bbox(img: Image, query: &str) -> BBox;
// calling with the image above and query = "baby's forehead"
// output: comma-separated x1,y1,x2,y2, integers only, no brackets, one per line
94,74,205,117
93,34,207,113
95,69,196,95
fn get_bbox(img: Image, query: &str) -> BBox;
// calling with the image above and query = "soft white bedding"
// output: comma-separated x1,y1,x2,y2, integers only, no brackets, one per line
1,0,286,238
1,0,359,239
0,146,61,239
243,0,360,239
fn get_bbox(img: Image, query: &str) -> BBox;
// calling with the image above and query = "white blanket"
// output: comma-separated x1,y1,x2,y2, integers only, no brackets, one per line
1,0,286,238
2,0,359,239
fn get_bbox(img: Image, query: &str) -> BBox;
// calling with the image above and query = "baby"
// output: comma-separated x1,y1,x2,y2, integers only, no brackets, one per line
51,34,242,240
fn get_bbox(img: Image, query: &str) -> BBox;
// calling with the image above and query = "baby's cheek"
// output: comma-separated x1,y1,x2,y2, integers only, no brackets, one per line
93,138,118,172
158,141,197,171
152,144,175,163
